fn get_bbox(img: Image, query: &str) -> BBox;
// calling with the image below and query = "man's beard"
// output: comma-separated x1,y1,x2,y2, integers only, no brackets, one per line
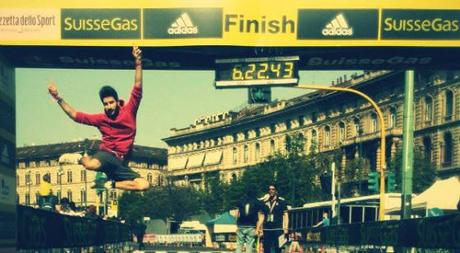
105,107,119,119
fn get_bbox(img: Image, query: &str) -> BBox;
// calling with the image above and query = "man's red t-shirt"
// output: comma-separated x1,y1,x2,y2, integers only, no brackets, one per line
75,85,142,159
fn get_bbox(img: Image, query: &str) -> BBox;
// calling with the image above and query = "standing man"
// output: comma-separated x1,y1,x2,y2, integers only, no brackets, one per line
258,184,289,253
48,46,149,191
231,187,262,253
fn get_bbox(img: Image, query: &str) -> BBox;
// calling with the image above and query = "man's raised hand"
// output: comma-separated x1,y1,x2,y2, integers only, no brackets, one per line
132,46,142,62
48,80,60,100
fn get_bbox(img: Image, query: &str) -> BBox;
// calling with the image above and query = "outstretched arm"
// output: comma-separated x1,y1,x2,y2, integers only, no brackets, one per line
48,81,77,120
132,46,142,89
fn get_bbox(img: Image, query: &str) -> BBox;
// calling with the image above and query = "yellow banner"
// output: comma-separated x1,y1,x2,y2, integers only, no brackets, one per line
0,0,459,47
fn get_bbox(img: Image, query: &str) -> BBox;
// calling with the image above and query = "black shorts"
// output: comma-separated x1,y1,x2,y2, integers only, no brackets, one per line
93,151,140,181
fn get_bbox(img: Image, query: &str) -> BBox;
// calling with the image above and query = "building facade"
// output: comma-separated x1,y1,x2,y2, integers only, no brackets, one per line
16,139,167,213
163,70,460,189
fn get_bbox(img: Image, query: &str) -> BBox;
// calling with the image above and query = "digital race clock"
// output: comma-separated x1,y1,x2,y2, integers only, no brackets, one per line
214,56,299,88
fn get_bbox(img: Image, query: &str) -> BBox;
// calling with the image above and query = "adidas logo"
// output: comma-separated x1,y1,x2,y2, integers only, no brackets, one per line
167,13,198,35
322,14,353,36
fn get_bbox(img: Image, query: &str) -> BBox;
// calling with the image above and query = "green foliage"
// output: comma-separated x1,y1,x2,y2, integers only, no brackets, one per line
118,191,146,224
207,134,332,209
118,180,204,223
388,146,436,194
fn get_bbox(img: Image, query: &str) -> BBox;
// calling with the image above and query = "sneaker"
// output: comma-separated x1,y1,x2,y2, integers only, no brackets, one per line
58,153,83,165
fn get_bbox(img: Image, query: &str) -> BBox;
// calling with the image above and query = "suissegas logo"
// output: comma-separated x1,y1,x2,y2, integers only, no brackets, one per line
383,17,459,32
63,17,138,32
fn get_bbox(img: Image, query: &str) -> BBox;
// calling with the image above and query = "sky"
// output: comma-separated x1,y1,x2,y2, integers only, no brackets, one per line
16,68,360,148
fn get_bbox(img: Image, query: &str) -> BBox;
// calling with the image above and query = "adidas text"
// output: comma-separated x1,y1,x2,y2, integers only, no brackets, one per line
168,26,198,34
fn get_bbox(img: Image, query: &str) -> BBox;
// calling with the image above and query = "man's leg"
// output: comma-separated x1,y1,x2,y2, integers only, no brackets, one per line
114,177,150,191
263,230,274,253
80,156,102,171
236,227,245,253
246,227,257,253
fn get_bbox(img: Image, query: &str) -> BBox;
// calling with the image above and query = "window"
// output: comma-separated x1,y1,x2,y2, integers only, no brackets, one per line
35,173,40,185
443,132,453,166
25,193,30,205
80,170,86,182
270,124,276,134
298,116,304,126
339,122,346,142
389,108,397,128
445,90,454,120
255,143,260,161
311,129,318,152
233,147,238,165
35,192,40,204
158,175,163,186
80,190,86,205
423,136,432,163
370,113,378,133
147,173,153,184
243,145,249,163
57,172,62,184
285,135,292,151
67,190,73,202
324,126,331,146
255,128,261,138
286,120,292,130
270,139,276,154
311,112,317,123
424,96,433,121
353,118,361,136
67,171,72,183
233,133,238,142
25,173,31,186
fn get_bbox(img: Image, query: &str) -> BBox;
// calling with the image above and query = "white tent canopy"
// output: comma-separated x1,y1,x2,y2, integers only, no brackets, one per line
412,176,460,210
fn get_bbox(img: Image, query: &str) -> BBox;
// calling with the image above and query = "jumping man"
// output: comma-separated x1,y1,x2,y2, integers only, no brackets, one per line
48,46,149,191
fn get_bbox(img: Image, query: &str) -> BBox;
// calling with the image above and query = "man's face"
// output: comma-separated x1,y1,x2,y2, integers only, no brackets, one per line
268,186,277,198
102,96,119,118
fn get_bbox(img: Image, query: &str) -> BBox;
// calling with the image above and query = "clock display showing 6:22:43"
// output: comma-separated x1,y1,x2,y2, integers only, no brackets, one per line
230,61,295,81
214,56,299,88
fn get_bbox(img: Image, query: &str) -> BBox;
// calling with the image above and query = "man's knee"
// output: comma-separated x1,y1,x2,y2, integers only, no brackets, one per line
81,157,101,170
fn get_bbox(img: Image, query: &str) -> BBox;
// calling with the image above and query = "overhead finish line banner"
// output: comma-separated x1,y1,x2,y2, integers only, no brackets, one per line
0,0,459,47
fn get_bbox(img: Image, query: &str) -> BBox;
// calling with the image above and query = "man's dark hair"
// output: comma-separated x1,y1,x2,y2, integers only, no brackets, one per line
99,85,118,102
268,183,277,191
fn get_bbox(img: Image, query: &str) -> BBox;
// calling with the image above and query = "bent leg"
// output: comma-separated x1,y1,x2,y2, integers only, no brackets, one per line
80,156,102,171
115,177,150,191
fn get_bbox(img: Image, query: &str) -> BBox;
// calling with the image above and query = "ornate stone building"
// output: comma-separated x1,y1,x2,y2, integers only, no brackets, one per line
16,139,167,212
163,70,459,189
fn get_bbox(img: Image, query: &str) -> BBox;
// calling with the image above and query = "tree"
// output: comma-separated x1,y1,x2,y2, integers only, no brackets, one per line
118,191,147,224
119,180,204,224
388,146,436,194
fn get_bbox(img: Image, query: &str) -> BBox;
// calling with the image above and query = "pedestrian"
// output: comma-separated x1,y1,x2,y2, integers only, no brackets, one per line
231,187,263,253
258,184,289,253
313,212,330,228
38,173,57,211
47,46,149,191
134,220,147,250
313,211,330,253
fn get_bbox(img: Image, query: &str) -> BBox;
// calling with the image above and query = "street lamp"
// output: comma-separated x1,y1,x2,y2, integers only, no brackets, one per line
57,163,64,202
26,171,32,206
297,84,387,220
